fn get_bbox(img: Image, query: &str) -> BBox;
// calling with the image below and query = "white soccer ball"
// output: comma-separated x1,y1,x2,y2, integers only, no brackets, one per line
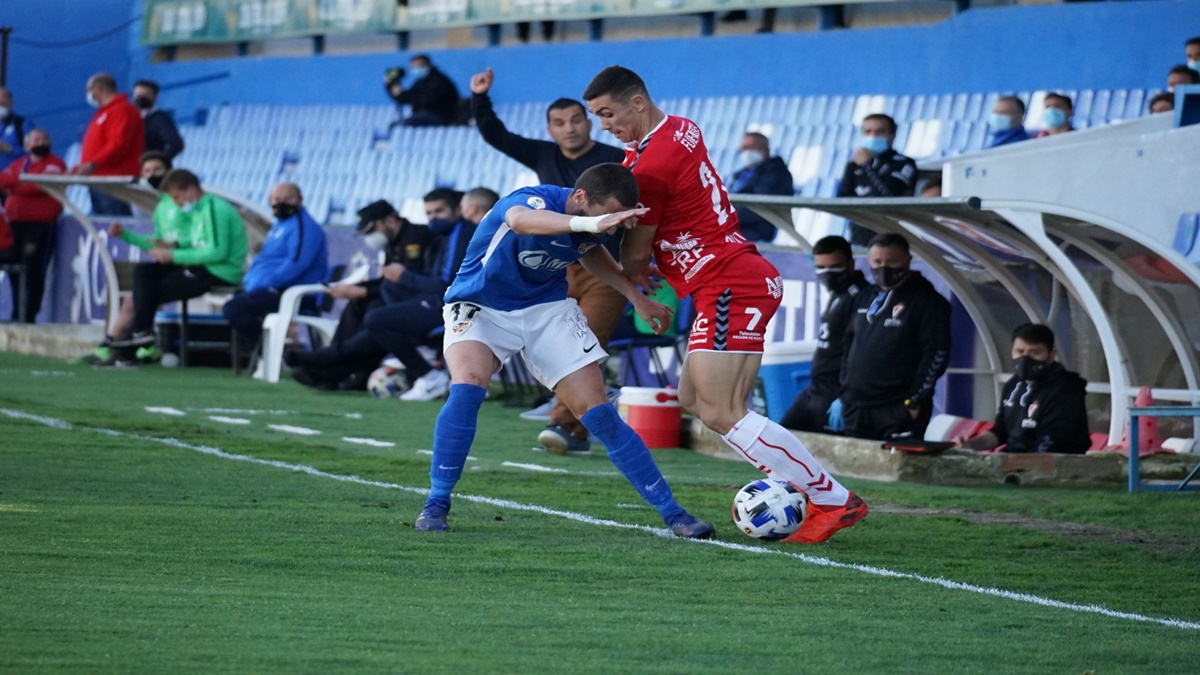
731,479,808,541
367,366,409,399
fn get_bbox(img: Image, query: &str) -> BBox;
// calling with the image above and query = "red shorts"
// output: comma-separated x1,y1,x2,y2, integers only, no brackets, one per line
685,254,783,353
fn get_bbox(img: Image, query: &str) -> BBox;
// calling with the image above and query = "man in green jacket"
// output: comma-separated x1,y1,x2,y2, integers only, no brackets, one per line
110,168,247,367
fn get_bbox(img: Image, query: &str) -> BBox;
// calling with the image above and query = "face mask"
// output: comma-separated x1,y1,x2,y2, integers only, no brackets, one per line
272,203,299,221
134,96,154,110
364,232,389,250
427,217,456,235
86,92,100,108
146,174,164,190
1042,107,1067,130
988,113,1013,132
815,267,850,291
0,106,9,119
871,265,908,288
738,149,765,168
180,200,196,213
30,145,51,157
411,66,430,80
1013,355,1050,381
860,136,889,155
1188,60,1200,73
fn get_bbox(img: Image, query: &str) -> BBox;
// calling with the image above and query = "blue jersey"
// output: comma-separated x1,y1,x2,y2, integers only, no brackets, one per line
445,185,614,311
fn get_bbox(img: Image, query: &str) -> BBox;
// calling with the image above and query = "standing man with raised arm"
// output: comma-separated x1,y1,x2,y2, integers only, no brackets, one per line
584,66,867,545
470,66,629,455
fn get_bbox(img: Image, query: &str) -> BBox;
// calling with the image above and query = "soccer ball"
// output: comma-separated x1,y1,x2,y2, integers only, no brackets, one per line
367,366,409,398
731,479,808,541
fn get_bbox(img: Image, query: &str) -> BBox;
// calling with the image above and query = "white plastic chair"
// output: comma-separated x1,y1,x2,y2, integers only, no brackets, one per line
256,264,370,383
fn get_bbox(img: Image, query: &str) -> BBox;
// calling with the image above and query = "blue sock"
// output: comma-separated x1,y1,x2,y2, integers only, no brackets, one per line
426,383,487,509
581,403,684,522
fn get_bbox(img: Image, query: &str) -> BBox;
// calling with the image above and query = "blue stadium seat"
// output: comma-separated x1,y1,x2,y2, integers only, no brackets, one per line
1089,89,1111,127
1172,213,1200,257
1108,89,1129,122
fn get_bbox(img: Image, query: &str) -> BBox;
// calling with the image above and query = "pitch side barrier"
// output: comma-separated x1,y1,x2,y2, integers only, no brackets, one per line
20,175,272,333
731,193,1200,445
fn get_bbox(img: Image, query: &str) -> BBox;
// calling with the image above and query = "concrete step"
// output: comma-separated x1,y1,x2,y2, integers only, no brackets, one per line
0,323,105,360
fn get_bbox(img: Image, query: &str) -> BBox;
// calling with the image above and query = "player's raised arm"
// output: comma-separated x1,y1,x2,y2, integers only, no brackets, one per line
580,246,673,335
505,203,646,236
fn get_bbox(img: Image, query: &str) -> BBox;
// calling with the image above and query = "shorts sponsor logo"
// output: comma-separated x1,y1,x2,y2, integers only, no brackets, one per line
766,275,783,299
526,196,546,210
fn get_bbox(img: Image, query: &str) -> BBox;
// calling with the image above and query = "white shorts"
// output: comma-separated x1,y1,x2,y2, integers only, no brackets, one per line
442,298,608,389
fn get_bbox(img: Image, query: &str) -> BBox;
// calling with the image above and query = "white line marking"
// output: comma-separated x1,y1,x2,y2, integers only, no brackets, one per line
0,369,76,377
343,437,396,448
501,461,568,474
344,413,363,419
192,408,297,416
267,424,321,436
145,406,186,416
209,416,251,425
416,449,475,461
4,406,1199,633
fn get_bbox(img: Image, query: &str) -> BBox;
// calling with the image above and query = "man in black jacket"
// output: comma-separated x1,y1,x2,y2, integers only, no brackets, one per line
726,131,794,242
469,67,628,453
837,113,916,247
780,235,870,432
132,80,185,160
386,55,461,127
832,232,950,440
954,324,1091,454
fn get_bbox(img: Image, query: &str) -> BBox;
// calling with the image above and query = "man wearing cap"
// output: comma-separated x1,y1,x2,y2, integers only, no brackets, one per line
285,198,433,389
222,182,328,357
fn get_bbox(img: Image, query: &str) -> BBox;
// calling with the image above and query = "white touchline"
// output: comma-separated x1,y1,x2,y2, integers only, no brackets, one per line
193,408,297,415
3,406,1199,633
268,424,321,436
209,416,252,425
343,437,396,448
145,406,186,416
501,461,569,474
416,450,476,461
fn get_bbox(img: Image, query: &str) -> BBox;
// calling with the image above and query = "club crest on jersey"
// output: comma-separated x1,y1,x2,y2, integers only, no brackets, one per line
884,302,905,327
765,276,783,299
526,196,546,210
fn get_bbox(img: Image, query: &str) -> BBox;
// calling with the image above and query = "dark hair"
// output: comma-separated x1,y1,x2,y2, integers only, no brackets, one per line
1148,92,1175,111
1012,323,1055,351
743,131,770,152
90,73,117,93
574,163,640,209
140,150,172,170
1187,36,1200,47
161,168,200,191
812,235,852,260
863,113,897,135
424,187,462,208
582,65,649,103
133,80,160,95
1044,92,1073,111
1168,64,1200,84
867,232,910,254
546,98,587,122
996,95,1026,117
410,54,432,66
464,187,500,211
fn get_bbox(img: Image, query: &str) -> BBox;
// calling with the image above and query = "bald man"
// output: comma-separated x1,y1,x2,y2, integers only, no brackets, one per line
222,182,328,354
75,73,144,216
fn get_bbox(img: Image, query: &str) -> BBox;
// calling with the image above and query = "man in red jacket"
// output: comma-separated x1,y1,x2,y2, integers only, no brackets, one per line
0,129,66,322
73,73,143,217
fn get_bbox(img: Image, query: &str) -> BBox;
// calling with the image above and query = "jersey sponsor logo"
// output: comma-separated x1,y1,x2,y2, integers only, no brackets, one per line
673,122,701,153
658,232,715,281
526,196,546,210
724,231,748,244
766,275,783,299
518,250,571,272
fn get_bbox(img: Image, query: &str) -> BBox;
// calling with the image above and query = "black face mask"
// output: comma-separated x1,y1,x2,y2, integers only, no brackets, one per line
29,145,51,157
816,267,851,292
1013,355,1050,381
134,96,154,110
872,265,908,289
272,203,299,221
147,174,165,190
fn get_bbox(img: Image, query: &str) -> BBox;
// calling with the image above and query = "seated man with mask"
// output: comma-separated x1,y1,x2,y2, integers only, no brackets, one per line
222,181,328,357
725,131,794,243
954,324,1090,454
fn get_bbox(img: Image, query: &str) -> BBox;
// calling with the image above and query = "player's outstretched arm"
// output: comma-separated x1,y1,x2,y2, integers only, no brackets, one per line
505,205,648,236
618,224,657,277
581,247,674,336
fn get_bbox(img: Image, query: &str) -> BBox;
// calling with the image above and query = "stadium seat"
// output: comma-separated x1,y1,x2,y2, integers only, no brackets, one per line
1172,212,1200,258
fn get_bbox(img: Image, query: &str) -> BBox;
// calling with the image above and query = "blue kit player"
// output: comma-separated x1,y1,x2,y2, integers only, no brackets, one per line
414,163,715,538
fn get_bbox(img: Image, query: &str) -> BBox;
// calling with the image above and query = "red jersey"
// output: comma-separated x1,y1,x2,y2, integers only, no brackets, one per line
623,115,757,297
80,93,144,176
0,154,67,223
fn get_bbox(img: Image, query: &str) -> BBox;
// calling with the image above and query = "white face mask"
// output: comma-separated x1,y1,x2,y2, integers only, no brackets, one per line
86,92,100,108
180,200,196,213
0,106,9,119
364,232,388,250
738,149,766,168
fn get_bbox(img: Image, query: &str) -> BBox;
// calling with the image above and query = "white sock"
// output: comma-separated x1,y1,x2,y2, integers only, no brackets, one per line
721,411,850,506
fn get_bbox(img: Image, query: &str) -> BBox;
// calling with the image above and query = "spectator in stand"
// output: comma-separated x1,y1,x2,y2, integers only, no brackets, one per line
222,182,328,358
74,73,144,217
1166,64,1200,92
469,66,627,453
837,113,916,247
0,129,66,322
104,169,247,368
385,55,461,127
780,236,870,432
726,131,794,242
1187,36,1200,73
1035,93,1074,138
132,80,185,161
285,199,434,391
0,87,31,172
953,323,1090,454
365,187,490,402
831,232,950,441
1148,92,1175,114
986,95,1030,148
